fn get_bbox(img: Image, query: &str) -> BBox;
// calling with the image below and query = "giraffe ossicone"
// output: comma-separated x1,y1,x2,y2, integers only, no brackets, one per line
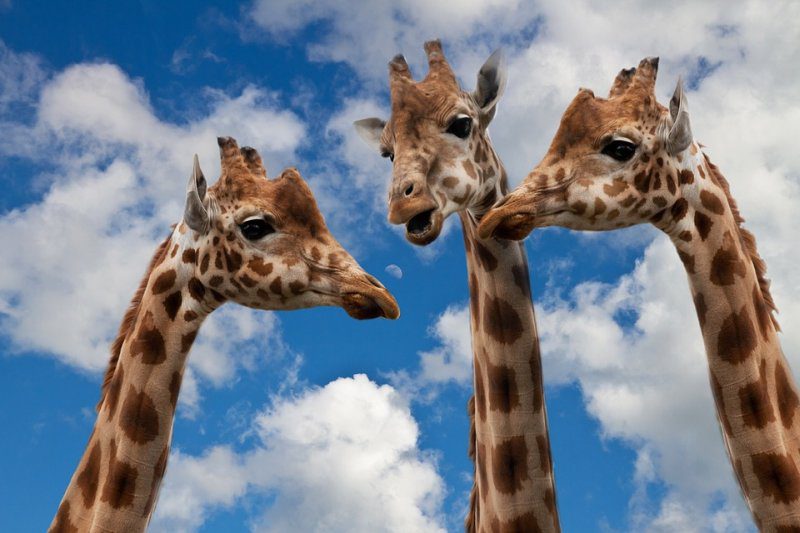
50,137,398,533
355,40,561,532
479,57,800,530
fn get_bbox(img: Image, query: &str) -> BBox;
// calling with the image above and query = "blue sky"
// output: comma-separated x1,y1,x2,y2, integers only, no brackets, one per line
1,1,798,531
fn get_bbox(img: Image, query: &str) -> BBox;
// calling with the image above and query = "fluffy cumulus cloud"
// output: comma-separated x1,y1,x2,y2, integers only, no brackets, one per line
0,45,304,410
152,375,445,533
247,0,800,528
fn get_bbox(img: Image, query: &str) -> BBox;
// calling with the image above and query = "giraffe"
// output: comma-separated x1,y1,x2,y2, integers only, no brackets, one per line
478,57,800,530
354,40,560,532
49,137,399,533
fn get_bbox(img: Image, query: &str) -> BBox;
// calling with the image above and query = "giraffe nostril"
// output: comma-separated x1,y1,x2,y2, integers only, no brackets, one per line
364,274,384,289
404,184,415,197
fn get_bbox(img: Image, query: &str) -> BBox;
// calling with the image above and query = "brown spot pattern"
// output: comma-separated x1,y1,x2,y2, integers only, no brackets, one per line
710,234,747,286
163,291,182,321
101,440,138,509
76,440,102,508
105,364,125,420
670,198,688,221
700,190,725,214
710,372,733,436
677,250,695,274
491,435,530,495
143,446,169,518
130,313,166,364
474,241,498,272
717,306,757,364
474,358,487,421
269,277,282,295
738,360,776,429
224,248,243,272
181,330,198,353
181,249,197,264
594,197,606,215
151,270,176,295
486,361,520,413
692,292,707,328
679,169,695,185
694,211,712,240
482,295,523,345
775,363,800,429
120,385,159,445
603,179,628,197
497,513,542,533
511,263,532,300
468,273,481,324
188,277,206,301
751,451,800,504
248,258,274,276
51,501,79,533
169,371,182,410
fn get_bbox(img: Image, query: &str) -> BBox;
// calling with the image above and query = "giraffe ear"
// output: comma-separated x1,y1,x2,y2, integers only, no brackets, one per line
184,154,210,233
667,77,693,155
353,118,387,153
473,48,507,120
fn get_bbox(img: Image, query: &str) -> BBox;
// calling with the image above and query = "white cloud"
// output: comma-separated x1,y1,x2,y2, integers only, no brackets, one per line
418,305,472,386
152,374,446,533
0,48,306,412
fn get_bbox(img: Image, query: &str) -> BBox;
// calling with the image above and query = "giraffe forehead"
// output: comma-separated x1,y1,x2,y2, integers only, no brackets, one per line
390,84,469,131
552,93,665,152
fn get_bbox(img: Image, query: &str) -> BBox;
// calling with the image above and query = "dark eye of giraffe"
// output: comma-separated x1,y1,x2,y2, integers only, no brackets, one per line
239,217,275,240
601,139,637,161
446,116,472,139
381,150,394,162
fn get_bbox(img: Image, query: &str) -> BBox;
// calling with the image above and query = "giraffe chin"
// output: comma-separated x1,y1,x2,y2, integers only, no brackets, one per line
405,208,443,246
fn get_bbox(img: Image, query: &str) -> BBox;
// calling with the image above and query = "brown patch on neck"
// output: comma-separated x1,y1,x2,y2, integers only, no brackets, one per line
704,154,779,331
97,233,172,411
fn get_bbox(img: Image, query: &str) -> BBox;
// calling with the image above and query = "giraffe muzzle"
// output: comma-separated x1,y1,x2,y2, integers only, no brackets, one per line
478,193,538,241
341,281,400,320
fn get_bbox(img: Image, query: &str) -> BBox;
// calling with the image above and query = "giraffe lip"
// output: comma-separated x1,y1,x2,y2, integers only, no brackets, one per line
478,201,538,241
405,209,443,245
341,290,400,320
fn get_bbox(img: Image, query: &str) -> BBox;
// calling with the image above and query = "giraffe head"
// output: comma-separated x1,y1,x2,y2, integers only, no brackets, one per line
184,137,399,319
354,39,507,245
479,57,695,240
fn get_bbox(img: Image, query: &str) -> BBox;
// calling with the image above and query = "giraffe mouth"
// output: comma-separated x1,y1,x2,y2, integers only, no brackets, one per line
478,196,538,241
405,208,442,245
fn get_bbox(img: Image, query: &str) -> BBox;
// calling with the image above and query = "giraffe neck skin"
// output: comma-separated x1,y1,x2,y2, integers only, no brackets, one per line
50,225,220,533
657,147,800,530
461,148,559,532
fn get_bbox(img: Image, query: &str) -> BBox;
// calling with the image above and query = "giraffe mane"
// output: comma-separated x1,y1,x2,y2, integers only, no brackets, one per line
96,232,173,411
703,153,780,331
465,394,478,532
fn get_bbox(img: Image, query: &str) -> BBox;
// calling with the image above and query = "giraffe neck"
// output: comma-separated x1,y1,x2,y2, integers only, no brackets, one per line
50,226,221,533
663,149,800,530
461,168,560,530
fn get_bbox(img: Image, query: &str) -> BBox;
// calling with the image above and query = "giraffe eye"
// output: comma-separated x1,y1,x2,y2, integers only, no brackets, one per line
381,151,394,162
601,140,637,161
446,116,472,139
239,217,274,240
